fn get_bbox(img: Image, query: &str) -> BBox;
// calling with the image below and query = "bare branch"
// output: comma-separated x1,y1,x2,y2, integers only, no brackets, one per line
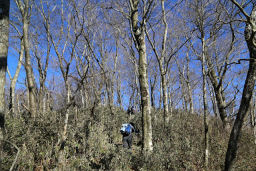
230,0,250,21
165,36,191,73
4,140,20,171
7,67,12,79
226,58,256,66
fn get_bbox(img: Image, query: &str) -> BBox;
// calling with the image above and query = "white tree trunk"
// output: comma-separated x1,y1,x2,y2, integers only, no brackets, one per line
202,37,209,169
130,0,153,153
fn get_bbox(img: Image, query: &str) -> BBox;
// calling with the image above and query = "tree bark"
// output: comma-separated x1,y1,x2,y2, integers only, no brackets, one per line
21,0,37,117
185,52,194,114
207,57,228,128
116,73,123,107
0,0,10,169
146,0,169,121
224,6,256,170
150,73,157,108
202,37,209,169
35,1,51,115
159,79,162,109
160,70,169,123
130,0,153,153
58,81,71,168
168,85,173,114
8,38,24,115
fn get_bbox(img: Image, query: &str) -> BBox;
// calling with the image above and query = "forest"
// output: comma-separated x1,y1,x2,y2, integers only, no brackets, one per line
0,0,256,170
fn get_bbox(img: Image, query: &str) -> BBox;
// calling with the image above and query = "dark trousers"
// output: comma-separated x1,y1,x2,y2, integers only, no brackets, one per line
122,133,133,149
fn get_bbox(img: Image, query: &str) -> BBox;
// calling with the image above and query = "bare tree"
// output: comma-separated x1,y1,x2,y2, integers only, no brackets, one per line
145,0,169,122
149,63,158,108
225,2,256,170
129,0,153,153
188,0,239,129
185,51,194,113
7,37,24,116
187,0,211,167
44,0,81,167
15,0,37,117
145,0,189,123
31,0,52,114
175,51,194,113
201,31,209,169
205,21,237,129
6,12,25,115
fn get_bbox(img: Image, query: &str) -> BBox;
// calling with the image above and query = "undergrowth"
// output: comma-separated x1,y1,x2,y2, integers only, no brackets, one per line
2,107,256,170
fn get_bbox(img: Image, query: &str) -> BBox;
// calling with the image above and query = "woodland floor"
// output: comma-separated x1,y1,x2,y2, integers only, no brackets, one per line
2,107,256,170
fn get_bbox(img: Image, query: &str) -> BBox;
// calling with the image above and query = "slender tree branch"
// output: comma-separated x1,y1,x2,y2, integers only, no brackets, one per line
3,140,20,171
226,58,256,66
230,0,250,21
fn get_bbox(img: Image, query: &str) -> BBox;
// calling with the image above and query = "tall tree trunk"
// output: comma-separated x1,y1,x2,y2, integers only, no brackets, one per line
161,71,169,123
116,74,123,107
22,0,37,117
225,6,256,170
38,80,45,114
130,0,153,153
159,0,169,122
17,94,20,114
81,88,85,108
209,84,218,118
185,52,194,114
8,39,24,115
202,37,209,169
58,81,71,168
159,80,162,109
207,59,228,128
150,74,157,108
105,76,114,113
135,69,140,109
168,85,173,114
0,0,10,169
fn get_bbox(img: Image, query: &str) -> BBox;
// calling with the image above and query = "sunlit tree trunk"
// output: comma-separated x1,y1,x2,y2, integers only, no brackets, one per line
207,57,229,128
202,37,209,169
160,69,169,122
8,38,24,115
130,0,153,153
58,81,71,168
145,0,174,122
17,94,20,114
17,0,37,117
168,85,173,114
159,80,162,109
81,89,85,108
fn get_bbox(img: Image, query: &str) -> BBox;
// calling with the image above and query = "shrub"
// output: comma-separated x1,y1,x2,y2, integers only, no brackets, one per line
2,107,256,170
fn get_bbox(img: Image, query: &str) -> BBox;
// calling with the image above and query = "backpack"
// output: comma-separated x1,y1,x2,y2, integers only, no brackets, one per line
120,123,132,135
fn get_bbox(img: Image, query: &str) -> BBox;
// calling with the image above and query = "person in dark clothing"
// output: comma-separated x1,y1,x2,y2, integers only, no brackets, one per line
122,132,133,149
121,122,139,149
127,106,136,115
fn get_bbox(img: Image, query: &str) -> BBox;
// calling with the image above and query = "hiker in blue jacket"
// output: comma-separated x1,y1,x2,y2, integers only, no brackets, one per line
120,122,139,149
